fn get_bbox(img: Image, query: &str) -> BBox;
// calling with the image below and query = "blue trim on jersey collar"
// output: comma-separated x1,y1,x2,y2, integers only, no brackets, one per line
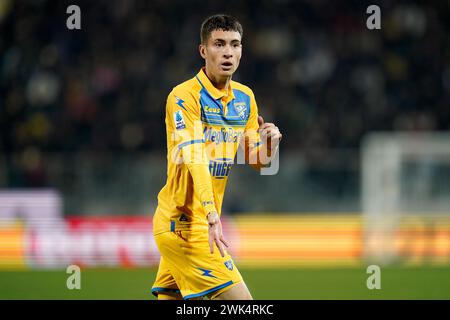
183,280,234,300
195,72,235,101
195,75,206,90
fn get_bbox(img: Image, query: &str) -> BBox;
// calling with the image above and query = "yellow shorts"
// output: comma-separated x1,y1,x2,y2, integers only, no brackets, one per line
151,230,243,300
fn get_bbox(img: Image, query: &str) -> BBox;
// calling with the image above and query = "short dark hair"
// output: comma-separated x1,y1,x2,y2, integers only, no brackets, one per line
200,14,243,44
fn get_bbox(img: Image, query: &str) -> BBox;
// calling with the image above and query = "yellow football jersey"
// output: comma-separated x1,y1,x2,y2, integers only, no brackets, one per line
153,68,261,235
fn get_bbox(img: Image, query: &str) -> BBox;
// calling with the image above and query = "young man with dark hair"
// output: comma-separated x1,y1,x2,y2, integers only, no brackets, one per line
151,14,282,300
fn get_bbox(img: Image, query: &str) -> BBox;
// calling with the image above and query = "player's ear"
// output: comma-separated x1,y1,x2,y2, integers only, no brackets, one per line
199,44,206,59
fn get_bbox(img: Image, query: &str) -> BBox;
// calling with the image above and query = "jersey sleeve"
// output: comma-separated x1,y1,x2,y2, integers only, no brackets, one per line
166,88,217,216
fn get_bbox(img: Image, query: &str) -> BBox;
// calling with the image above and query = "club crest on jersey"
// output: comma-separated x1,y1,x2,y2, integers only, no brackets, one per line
224,260,233,271
234,103,247,120
173,110,186,130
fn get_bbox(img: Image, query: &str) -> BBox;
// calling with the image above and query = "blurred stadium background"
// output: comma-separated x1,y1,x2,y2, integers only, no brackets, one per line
1,0,450,299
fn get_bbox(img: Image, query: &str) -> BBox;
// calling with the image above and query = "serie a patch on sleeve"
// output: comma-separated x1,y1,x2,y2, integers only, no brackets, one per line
173,110,186,130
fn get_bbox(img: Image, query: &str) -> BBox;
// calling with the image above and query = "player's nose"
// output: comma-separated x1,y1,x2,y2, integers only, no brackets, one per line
223,45,233,58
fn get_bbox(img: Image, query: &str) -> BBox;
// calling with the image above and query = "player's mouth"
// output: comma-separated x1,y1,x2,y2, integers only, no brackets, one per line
220,62,233,71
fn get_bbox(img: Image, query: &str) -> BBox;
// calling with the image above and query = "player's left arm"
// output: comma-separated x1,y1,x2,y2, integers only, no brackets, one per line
240,91,282,170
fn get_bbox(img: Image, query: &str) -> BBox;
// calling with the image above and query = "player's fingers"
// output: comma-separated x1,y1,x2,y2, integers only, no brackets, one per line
220,235,229,248
259,132,267,141
259,123,274,131
263,126,278,135
209,239,214,254
266,127,281,138
259,128,271,138
216,238,226,257
261,131,275,142
258,123,274,132
264,129,274,137
209,229,215,254
214,229,226,257
267,131,281,140
257,116,264,126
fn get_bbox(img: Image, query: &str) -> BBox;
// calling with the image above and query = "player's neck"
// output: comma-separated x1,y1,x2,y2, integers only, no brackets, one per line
204,68,230,91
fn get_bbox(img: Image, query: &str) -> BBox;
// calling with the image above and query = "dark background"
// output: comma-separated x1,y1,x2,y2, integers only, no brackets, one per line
1,0,449,213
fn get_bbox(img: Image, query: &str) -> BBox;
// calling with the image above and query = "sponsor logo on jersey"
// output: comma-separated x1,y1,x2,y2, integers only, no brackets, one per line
209,158,233,178
204,105,221,114
203,126,244,145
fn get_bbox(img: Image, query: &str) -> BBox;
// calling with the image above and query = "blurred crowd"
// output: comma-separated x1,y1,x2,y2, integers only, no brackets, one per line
1,0,449,188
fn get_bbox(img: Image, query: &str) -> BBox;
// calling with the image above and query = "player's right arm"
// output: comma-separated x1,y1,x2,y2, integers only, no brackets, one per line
166,89,228,256
167,89,216,215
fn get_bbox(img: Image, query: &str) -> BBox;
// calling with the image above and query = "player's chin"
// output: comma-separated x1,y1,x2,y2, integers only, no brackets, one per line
218,69,235,77
218,65,237,76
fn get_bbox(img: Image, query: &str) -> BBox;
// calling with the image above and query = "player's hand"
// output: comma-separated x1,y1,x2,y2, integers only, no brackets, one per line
207,211,229,257
258,116,282,149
